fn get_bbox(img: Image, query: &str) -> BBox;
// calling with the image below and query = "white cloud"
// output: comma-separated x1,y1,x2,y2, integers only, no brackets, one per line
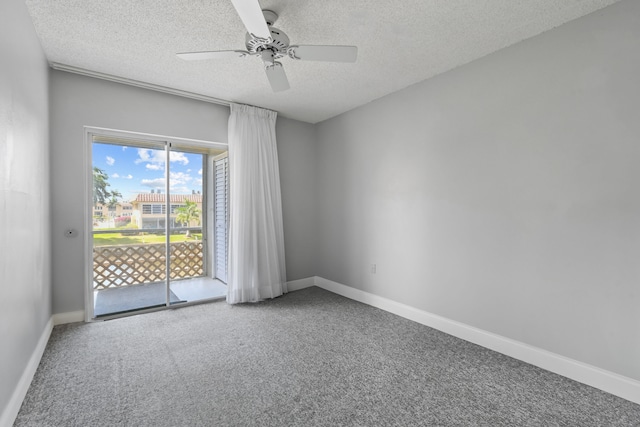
198,168,202,175
140,172,195,192
170,152,189,165
146,163,163,171
170,171,193,184
135,148,152,163
172,186,191,194
140,178,165,189
106,156,115,166
122,146,127,151
135,148,189,165
110,172,132,179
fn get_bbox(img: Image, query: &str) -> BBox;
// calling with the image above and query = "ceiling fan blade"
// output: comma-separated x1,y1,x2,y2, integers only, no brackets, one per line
265,62,290,92
230,0,271,40
289,45,358,63
177,50,249,60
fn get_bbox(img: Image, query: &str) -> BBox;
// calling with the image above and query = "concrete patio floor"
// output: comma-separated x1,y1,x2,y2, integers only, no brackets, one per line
93,277,226,317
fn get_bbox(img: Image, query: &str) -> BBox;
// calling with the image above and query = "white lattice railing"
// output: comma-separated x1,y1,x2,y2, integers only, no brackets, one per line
93,242,204,290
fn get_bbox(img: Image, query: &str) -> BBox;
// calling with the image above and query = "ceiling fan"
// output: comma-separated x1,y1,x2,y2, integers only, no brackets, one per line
177,0,358,92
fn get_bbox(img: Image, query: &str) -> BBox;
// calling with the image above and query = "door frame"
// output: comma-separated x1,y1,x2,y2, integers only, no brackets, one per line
83,126,228,321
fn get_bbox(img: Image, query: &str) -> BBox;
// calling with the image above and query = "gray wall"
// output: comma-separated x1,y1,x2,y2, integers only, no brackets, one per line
0,0,51,416
276,117,318,281
50,71,317,313
315,0,640,381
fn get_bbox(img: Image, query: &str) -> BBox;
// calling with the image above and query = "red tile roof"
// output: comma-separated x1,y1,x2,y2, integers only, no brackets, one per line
131,193,202,203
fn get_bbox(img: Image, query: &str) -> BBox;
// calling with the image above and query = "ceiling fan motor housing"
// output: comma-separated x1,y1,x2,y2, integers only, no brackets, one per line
246,27,290,59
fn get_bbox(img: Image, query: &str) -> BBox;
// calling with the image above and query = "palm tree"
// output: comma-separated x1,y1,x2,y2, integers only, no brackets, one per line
106,193,122,218
175,199,201,237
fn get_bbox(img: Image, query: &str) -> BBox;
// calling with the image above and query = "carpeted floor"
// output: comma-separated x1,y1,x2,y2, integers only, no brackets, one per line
15,287,640,426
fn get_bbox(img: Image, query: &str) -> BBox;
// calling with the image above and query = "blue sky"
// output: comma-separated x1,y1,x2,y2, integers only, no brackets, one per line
93,143,203,201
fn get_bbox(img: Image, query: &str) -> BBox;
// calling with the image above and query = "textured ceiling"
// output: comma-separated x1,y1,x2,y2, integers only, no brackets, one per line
25,0,621,123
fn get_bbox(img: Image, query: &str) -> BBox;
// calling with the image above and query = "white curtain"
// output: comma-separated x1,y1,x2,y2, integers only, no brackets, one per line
226,103,287,304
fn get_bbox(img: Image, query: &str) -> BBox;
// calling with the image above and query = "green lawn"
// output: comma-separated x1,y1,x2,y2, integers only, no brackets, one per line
93,232,202,246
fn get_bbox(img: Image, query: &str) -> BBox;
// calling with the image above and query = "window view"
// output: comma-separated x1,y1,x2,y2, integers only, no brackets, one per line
91,139,227,318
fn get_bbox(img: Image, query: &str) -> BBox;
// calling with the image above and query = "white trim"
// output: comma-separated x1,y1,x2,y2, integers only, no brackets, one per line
84,126,227,151
0,319,52,427
84,127,228,321
53,310,85,325
84,129,93,321
51,63,271,114
51,63,231,108
286,277,316,292
312,276,640,405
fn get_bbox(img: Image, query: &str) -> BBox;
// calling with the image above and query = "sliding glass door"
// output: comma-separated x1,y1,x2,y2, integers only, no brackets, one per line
88,131,228,319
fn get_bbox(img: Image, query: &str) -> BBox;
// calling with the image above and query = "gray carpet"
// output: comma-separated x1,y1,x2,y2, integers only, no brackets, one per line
15,287,640,426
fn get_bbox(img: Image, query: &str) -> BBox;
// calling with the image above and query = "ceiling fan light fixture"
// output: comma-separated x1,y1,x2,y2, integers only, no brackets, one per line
261,49,275,66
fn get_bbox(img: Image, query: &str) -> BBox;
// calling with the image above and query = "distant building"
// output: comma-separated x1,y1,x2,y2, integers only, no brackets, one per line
93,202,133,219
130,191,203,229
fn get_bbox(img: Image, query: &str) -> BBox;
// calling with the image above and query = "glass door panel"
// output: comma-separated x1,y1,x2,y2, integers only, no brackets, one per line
167,142,228,302
90,135,229,318
167,148,205,304
91,140,169,317
169,144,226,303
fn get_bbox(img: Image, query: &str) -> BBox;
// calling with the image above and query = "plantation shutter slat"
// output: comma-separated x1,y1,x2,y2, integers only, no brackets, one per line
214,155,229,283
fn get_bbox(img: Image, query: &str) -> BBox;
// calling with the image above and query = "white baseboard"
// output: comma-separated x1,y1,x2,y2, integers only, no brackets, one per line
312,276,640,405
0,318,53,427
287,277,316,292
52,310,85,325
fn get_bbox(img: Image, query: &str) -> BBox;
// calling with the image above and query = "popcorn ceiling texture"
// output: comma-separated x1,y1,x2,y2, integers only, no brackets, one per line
25,0,621,123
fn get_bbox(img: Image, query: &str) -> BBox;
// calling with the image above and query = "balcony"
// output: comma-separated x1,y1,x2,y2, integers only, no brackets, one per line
92,229,226,317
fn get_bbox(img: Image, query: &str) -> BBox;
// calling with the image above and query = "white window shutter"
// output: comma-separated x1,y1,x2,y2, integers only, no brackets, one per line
214,154,229,283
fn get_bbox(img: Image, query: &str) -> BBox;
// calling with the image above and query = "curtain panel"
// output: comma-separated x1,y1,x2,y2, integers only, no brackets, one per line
226,103,287,304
